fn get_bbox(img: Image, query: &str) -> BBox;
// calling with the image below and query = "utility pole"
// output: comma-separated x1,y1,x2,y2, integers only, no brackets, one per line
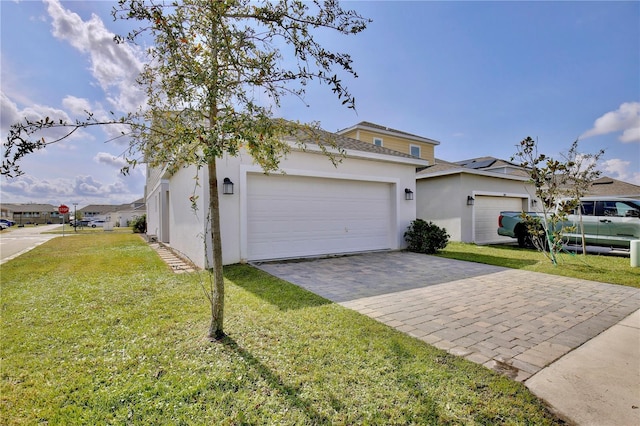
73,203,78,232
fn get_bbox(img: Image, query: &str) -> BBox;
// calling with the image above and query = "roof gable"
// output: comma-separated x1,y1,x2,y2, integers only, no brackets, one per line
337,121,440,146
285,126,429,166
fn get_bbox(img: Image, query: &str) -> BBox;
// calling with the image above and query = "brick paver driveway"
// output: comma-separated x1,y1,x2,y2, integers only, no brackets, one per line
255,251,640,381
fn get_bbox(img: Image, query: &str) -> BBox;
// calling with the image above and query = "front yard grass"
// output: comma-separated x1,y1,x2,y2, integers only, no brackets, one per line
438,242,640,288
1,234,561,425
43,225,134,234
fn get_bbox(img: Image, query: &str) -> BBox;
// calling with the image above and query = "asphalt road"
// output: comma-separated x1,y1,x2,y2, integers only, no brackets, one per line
0,225,62,264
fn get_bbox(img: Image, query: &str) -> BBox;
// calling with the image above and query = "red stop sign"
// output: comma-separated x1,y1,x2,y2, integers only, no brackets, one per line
58,204,69,214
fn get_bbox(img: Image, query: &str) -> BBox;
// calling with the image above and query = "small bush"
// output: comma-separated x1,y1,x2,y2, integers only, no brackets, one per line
131,214,147,234
404,219,450,254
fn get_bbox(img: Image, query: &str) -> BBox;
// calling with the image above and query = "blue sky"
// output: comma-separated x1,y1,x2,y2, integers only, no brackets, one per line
2,0,639,207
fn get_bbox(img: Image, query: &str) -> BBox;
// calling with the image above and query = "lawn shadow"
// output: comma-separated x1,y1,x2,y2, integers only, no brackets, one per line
222,335,331,424
438,251,539,269
387,339,443,423
224,264,332,311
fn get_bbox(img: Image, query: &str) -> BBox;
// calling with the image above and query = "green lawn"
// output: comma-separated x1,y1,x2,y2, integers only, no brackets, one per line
1,234,561,425
43,226,135,234
438,242,640,288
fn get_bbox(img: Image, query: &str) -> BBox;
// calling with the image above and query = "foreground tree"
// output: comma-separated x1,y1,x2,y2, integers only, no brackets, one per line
560,141,604,254
3,0,370,340
512,137,604,264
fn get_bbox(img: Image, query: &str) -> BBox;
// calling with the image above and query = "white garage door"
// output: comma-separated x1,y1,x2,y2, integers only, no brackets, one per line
474,195,524,244
247,173,393,261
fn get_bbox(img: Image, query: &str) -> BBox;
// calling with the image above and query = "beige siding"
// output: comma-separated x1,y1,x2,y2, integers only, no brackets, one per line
341,129,435,164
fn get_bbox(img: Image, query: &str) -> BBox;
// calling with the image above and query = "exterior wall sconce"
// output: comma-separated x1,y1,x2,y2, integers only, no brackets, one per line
222,177,234,195
467,196,475,206
405,188,414,201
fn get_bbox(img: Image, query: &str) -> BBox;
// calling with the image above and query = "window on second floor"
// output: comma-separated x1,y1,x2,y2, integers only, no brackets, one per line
373,137,383,147
410,144,421,158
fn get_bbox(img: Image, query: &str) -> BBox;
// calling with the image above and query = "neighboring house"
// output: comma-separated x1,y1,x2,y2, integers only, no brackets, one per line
454,156,529,178
80,199,146,226
337,121,439,165
145,127,428,268
1,205,14,221
0,203,62,225
581,176,640,198
417,156,640,245
416,159,535,244
80,205,117,221
110,199,146,227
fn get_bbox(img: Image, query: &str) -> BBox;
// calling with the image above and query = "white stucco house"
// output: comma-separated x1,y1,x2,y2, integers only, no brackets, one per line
145,128,428,268
416,158,536,244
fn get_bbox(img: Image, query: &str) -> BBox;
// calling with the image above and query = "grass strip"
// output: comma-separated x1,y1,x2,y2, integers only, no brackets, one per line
438,242,640,288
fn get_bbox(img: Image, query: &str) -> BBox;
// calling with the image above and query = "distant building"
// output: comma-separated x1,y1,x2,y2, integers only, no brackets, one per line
0,203,61,225
0,199,146,226
79,199,146,226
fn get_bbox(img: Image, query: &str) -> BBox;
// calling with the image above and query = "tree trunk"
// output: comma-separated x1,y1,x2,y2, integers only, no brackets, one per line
207,158,226,340
579,210,587,255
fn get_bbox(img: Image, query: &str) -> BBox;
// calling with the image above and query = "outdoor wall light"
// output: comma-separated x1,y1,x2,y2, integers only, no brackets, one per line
467,195,475,206
404,188,414,201
222,177,234,195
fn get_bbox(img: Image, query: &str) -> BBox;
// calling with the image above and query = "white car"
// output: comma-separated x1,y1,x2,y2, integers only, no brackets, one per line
89,220,106,228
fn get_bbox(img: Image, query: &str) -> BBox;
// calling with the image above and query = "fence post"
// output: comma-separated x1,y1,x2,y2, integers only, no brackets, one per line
631,240,640,268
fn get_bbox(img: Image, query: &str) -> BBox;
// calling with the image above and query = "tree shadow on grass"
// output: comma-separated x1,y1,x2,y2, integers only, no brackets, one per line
222,335,331,424
224,264,332,311
387,339,443,423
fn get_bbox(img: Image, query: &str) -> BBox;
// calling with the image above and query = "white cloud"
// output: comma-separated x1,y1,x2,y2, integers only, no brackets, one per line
61,96,94,118
0,91,20,131
2,173,141,205
94,152,128,169
44,0,146,113
581,102,640,143
600,158,640,185
0,90,91,147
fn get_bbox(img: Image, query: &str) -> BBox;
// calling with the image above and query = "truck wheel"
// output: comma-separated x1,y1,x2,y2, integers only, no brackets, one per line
516,226,528,248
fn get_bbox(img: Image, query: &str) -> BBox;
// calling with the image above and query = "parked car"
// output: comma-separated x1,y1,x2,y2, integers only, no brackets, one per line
0,219,15,227
0,223,7,231
498,197,640,249
89,220,106,228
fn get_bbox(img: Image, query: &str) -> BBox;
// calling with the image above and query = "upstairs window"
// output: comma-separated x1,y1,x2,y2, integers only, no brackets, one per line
373,137,383,147
410,144,421,158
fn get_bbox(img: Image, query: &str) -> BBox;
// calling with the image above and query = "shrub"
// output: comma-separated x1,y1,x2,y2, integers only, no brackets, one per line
131,214,147,234
404,219,449,254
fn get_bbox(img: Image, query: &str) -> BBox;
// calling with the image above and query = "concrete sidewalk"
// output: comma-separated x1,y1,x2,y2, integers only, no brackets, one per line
255,251,640,424
526,309,640,426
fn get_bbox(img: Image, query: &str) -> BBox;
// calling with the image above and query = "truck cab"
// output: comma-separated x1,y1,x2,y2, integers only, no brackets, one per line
564,197,640,248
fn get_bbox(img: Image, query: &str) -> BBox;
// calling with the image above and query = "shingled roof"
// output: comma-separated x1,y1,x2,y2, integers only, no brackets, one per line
285,125,429,163
337,121,440,146
582,176,640,198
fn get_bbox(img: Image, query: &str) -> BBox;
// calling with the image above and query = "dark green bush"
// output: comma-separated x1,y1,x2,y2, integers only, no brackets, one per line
404,219,450,254
131,214,147,234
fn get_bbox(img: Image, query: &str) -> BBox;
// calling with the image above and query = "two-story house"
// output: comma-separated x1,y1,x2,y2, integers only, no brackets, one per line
145,126,427,268
337,121,439,165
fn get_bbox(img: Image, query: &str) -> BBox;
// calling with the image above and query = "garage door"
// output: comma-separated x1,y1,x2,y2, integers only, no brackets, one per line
475,195,525,244
247,173,393,261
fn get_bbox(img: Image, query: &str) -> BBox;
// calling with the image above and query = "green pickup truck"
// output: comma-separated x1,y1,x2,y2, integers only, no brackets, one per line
498,197,640,249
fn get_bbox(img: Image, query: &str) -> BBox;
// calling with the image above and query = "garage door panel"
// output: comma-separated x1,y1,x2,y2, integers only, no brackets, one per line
247,174,393,260
475,196,524,244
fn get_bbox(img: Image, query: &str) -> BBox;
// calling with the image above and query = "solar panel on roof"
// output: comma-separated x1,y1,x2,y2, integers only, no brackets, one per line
464,159,496,169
